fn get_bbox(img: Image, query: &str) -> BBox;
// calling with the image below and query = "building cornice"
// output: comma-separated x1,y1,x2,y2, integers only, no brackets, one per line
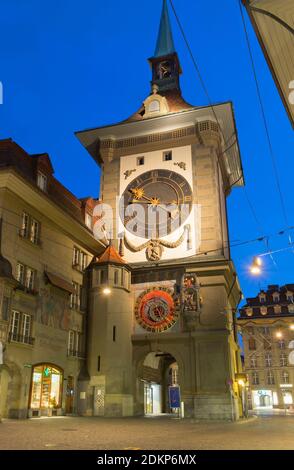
0,169,105,253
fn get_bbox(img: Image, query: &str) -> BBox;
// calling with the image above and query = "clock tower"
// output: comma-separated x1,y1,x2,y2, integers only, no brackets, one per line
76,0,245,420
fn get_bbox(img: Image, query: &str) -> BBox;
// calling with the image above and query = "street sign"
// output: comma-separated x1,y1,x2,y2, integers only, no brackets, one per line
169,386,181,409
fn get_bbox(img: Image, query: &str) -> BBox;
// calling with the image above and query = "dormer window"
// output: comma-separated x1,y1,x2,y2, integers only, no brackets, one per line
137,157,145,166
259,293,266,303
260,306,267,316
286,292,293,303
274,305,281,314
148,100,160,113
37,171,47,192
85,213,92,229
273,292,280,303
245,307,253,317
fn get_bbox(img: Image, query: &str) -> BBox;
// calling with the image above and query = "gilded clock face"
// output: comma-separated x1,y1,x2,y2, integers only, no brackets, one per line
135,288,178,333
120,169,193,239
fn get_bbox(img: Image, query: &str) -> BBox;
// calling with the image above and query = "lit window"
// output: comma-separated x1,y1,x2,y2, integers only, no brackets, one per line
16,263,25,285
260,306,267,315
267,371,275,385
278,339,286,350
280,353,288,367
250,356,258,368
16,263,36,293
20,213,40,245
137,157,145,166
274,305,281,314
163,151,172,162
30,219,40,245
265,353,272,367
20,212,29,238
252,372,259,385
37,171,47,191
259,293,266,303
281,371,290,384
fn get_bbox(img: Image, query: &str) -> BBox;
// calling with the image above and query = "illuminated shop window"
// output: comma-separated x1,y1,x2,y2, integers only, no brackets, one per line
30,364,63,409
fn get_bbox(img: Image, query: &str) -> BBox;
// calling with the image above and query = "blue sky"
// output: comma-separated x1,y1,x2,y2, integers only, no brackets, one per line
0,0,293,302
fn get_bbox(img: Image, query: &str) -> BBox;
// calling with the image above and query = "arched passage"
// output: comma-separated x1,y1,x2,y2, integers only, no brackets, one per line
138,351,179,416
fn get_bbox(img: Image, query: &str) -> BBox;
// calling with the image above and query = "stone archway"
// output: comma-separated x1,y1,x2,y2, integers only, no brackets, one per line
134,349,181,416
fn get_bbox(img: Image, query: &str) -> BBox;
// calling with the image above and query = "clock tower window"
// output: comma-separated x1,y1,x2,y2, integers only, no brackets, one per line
137,157,145,166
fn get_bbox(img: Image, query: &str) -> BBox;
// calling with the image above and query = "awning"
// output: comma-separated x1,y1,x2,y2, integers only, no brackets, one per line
45,271,75,294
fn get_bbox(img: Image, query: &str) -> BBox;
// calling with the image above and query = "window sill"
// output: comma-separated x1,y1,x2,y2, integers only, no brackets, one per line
19,232,42,248
15,285,38,296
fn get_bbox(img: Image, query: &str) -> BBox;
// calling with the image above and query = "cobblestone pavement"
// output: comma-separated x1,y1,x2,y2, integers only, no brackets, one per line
0,415,293,450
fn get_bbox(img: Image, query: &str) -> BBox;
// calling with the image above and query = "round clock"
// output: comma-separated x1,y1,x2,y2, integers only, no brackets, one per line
135,288,178,333
120,169,192,239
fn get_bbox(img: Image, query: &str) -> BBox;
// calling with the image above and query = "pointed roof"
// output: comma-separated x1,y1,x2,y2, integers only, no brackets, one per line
95,243,126,266
154,0,176,57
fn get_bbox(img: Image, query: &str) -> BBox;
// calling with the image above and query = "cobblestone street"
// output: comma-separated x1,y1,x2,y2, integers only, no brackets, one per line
0,415,294,450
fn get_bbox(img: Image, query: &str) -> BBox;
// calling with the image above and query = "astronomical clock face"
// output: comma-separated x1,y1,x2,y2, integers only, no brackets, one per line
135,288,178,333
120,169,193,239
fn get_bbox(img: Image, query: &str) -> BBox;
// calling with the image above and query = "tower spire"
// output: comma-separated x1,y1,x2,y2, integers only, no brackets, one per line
154,0,175,58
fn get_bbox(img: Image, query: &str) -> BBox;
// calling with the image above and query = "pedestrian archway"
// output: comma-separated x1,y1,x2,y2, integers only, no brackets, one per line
140,351,179,416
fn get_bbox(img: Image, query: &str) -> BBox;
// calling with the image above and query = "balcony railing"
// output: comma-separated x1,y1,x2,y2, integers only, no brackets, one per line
67,349,84,359
16,284,38,296
8,332,35,345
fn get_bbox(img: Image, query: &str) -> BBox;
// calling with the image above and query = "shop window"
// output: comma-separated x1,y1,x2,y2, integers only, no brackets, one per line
30,364,63,410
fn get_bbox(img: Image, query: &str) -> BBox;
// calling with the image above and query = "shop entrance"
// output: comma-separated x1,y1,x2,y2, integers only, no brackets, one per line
30,364,63,416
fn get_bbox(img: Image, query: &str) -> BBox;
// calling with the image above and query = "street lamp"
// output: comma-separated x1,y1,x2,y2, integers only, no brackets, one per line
102,287,111,295
290,324,294,331
276,331,283,339
250,256,262,275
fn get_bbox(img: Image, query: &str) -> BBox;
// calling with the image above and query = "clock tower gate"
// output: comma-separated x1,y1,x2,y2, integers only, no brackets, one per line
76,0,244,420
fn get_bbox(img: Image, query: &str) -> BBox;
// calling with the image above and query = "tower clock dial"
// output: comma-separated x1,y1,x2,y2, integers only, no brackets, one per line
135,288,178,333
120,169,192,239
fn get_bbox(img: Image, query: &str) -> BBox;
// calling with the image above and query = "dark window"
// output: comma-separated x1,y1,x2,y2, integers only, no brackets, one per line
2,296,10,321
249,338,256,350
163,151,172,161
97,356,101,372
113,326,116,342
137,157,145,166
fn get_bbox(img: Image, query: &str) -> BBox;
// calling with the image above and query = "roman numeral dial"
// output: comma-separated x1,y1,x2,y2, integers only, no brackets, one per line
120,169,193,239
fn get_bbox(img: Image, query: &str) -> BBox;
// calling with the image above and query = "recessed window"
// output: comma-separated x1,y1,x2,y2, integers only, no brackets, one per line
137,157,145,166
70,282,83,311
37,171,47,192
20,212,40,245
2,296,10,321
148,100,160,113
9,310,33,344
85,213,92,229
73,247,87,271
163,151,172,162
16,263,36,293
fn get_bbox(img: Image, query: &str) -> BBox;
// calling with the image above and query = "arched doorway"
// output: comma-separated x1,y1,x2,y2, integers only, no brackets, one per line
140,351,179,416
30,364,63,417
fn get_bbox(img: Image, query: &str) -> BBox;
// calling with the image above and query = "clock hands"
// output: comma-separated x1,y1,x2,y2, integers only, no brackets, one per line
128,188,179,219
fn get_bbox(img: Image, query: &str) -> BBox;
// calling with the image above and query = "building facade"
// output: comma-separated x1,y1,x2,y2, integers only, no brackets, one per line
0,0,245,420
0,139,104,418
238,285,294,410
